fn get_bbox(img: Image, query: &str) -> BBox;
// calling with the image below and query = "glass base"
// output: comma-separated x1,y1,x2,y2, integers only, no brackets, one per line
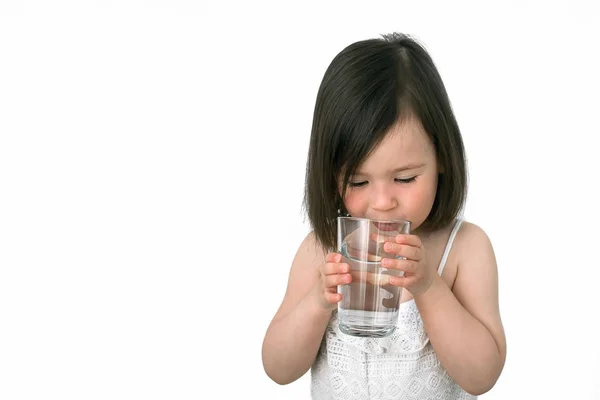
339,323,396,338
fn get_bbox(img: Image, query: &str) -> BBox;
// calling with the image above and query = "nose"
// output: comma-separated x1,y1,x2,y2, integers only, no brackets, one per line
370,183,398,213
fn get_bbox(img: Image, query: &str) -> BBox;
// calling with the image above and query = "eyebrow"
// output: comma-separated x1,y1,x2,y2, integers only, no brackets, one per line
391,163,426,173
353,163,426,176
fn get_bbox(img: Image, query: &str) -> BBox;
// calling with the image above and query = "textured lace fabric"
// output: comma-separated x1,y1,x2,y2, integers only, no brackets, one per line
310,219,475,400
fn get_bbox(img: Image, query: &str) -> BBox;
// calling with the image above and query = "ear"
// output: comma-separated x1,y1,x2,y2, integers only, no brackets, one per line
437,162,445,174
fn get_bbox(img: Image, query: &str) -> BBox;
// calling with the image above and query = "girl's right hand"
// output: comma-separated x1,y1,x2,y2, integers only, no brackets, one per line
316,252,352,311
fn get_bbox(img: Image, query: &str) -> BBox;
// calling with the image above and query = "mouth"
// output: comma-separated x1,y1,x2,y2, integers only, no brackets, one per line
372,221,399,231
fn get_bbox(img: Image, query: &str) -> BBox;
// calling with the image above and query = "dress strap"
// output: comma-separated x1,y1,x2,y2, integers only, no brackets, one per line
437,218,464,275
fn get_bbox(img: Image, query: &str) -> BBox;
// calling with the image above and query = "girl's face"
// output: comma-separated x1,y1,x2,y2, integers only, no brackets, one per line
341,117,439,233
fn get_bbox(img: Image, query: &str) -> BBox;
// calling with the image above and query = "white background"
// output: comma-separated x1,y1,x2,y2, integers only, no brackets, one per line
1,1,599,399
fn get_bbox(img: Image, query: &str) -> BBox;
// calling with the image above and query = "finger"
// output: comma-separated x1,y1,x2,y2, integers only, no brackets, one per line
395,234,422,248
322,261,349,275
381,257,418,273
382,242,421,260
324,291,342,304
324,272,352,288
387,275,417,288
346,244,382,262
325,252,343,263
349,270,391,286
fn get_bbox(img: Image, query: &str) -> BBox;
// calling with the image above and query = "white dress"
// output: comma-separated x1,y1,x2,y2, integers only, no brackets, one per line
311,219,475,400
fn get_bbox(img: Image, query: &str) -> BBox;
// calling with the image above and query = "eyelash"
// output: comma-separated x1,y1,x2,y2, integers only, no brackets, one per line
348,177,417,187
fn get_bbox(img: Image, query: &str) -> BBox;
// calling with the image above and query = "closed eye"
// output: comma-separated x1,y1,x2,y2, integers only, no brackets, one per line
348,177,417,187
348,181,368,188
395,176,417,183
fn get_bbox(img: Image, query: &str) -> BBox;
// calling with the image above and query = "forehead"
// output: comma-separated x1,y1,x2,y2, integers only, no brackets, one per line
356,117,435,172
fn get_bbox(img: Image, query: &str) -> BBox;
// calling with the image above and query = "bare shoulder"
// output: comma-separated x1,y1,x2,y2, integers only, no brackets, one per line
452,220,498,297
454,220,496,266
293,231,328,268
456,220,493,245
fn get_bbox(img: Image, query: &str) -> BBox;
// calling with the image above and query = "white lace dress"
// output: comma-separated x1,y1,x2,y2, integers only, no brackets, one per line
311,219,475,400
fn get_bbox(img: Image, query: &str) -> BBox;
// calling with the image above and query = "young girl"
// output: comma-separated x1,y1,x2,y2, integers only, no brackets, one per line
262,32,506,399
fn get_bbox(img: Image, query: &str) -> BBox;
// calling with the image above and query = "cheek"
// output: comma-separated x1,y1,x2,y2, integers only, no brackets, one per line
405,180,437,214
343,191,365,213
409,189,433,209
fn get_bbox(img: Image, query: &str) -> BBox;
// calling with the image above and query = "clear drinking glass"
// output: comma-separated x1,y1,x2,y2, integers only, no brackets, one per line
337,216,411,337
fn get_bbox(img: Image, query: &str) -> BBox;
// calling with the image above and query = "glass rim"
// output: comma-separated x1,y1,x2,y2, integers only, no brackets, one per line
337,216,411,225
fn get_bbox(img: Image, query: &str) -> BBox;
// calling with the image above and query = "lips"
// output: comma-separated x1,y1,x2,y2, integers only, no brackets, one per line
372,222,399,231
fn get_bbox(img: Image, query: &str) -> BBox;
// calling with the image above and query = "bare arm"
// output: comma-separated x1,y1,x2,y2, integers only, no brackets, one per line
414,222,507,395
261,232,333,385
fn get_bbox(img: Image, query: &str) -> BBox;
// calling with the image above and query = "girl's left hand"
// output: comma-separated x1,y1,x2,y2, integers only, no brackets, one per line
377,233,435,296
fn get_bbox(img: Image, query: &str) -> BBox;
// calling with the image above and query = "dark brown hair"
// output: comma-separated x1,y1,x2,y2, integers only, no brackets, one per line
303,33,468,250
